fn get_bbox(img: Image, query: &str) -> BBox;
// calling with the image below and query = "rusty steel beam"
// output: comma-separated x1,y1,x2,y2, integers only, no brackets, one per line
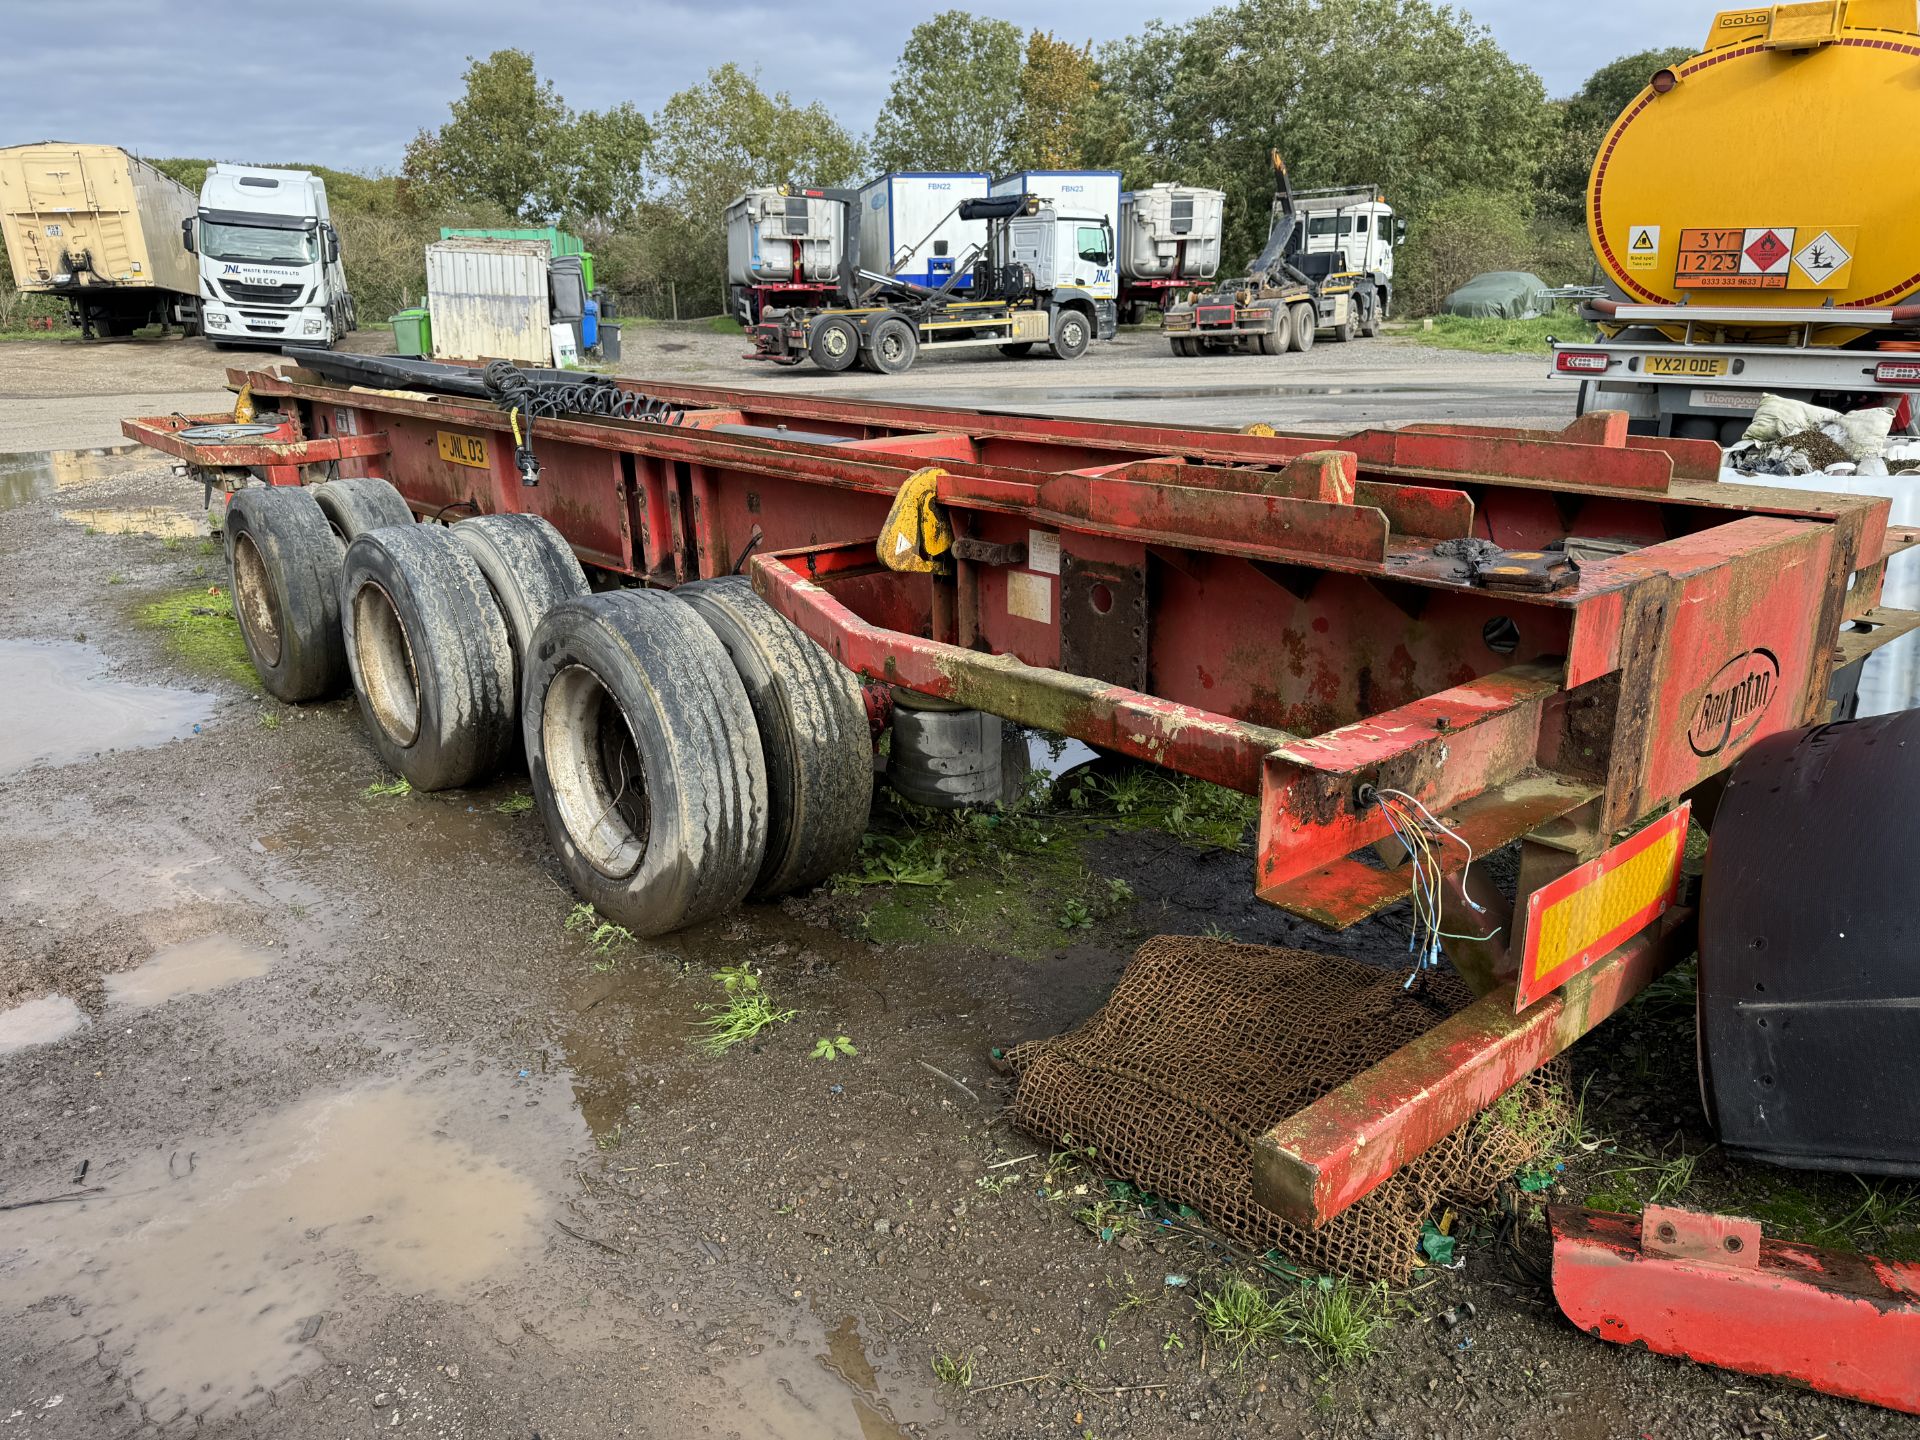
1249,910,1690,1227
757,544,1295,793
1552,1205,1920,1416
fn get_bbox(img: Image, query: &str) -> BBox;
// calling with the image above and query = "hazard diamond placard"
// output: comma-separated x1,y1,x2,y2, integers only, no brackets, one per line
1793,230,1854,287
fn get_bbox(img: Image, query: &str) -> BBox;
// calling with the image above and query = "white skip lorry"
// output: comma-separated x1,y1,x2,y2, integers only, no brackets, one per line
185,164,354,349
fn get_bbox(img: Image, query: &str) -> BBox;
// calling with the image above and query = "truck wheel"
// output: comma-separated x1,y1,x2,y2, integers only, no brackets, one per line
1257,329,1284,356
340,524,515,791
999,342,1034,358
1171,337,1198,357
224,486,348,701
1050,310,1091,361
1361,295,1383,338
869,316,919,375
525,590,769,937
809,316,861,373
312,477,413,544
1288,303,1318,353
451,513,590,715
1331,305,1358,343
680,576,872,899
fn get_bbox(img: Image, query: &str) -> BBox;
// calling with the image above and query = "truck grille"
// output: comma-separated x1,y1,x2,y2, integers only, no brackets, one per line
220,279,305,305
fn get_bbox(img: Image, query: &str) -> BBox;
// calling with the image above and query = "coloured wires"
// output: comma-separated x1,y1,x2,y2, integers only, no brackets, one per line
1369,787,1499,989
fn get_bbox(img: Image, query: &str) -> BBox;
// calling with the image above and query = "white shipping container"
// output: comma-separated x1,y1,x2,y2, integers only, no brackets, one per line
426,238,551,364
857,173,988,288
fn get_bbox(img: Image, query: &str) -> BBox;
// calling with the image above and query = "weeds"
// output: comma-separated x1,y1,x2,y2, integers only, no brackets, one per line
494,793,535,815
1195,1274,1390,1369
930,1353,973,1388
1074,1198,1142,1244
257,711,282,731
975,1172,1022,1196
835,833,950,890
810,1035,858,1061
363,777,411,799
1057,898,1093,931
1202,922,1237,943
564,902,636,957
1415,309,1587,356
694,965,795,1055
161,534,182,551
1196,1277,1292,1368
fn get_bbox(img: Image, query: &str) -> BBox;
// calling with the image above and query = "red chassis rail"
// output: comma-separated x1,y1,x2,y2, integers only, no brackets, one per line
1552,1205,1920,1415
127,366,1915,1229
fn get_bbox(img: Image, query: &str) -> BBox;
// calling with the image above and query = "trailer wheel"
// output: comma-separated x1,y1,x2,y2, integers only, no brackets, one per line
224,486,348,702
869,316,919,375
681,576,872,899
525,590,768,936
1050,310,1091,361
340,524,515,791
1288,303,1318,353
809,316,861,373
999,342,1034,358
312,477,414,544
451,513,590,713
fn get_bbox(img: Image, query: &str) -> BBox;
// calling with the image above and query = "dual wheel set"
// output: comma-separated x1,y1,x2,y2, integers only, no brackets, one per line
1170,293,1379,357
223,478,874,936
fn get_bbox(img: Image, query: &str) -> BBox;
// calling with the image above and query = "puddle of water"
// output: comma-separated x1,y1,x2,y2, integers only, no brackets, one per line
0,639,212,778
106,933,272,1009
0,994,87,1054
719,1311,957,1439
59,504,201,538
1028,731,1099,780
0,1079,558,1418
0,443,144,510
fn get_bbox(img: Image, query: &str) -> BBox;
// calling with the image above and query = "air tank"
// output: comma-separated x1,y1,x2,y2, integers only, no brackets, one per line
1119,184,1224,282
725,187,846,287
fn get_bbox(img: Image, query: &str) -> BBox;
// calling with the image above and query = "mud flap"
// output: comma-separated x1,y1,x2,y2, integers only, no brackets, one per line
1550,1205,1920,1416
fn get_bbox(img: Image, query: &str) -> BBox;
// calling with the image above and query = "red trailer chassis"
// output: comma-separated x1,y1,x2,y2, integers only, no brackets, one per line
127,367,1919,1237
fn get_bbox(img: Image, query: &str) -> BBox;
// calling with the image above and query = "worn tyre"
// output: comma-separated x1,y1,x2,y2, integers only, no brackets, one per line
450,512,590,711
1050,309,1091,360
1331,305,1357,343
1170,336,1197,358
1288,303,1318,353
870,316,919,374
680,576,872,899
1361,294,1383,338
1257,328,1284,356
312,476,414,543
525,590,769,936
339,524,515,791
224,485,348,702
809,315,861,373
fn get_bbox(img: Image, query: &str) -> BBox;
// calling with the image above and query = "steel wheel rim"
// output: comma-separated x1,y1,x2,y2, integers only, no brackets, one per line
351,578,421,745
542,663,650,880
230,530,283,669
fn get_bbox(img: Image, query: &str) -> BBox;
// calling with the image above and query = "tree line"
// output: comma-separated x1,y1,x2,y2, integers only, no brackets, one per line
98,3,1697,326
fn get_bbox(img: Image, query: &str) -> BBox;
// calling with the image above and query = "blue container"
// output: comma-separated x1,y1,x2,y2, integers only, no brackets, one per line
582,297,599,350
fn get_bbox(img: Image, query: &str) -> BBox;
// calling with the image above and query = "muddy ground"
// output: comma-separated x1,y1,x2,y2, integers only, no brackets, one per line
2,337,1914,1440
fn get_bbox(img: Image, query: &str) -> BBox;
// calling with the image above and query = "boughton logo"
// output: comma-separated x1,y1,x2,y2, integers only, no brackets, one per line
1688,648,1779,757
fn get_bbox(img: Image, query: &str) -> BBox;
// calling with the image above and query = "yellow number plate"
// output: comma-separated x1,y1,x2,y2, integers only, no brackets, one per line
1645,354,1730,378
437,431,488,468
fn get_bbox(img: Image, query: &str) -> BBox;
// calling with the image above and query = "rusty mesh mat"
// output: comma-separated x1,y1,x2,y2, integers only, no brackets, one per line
1006,936,1569,1283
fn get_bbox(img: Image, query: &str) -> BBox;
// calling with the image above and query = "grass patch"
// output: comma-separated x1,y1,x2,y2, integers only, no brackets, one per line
363,776,412,799
694,964,795,1055
706,314,743,335
1412,308,1588,355
930,1353,973,1388
136,586,255,688
1196,1274,1390,1370
257,711,282,731
494,793,535,815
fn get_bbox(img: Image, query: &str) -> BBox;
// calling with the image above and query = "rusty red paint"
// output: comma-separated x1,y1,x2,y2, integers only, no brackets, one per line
1250,911,1687,1226
1552,1206,1920,1416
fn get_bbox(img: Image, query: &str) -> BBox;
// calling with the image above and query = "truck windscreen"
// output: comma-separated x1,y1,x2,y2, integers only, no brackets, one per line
200,221,316,266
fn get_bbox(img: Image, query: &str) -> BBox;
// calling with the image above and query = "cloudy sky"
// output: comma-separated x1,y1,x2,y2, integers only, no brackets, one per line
1,1,1711,173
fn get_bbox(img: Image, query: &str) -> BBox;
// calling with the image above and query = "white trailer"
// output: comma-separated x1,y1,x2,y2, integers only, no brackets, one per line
725,186,849,324
856,172,989,290
1118,183,1224,322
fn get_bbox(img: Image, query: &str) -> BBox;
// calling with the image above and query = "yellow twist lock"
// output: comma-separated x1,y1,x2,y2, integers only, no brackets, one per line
877,467,954,575
1239,421,1277,438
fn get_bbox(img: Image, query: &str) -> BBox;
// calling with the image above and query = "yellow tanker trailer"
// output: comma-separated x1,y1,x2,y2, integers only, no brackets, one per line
1552,0,1920,440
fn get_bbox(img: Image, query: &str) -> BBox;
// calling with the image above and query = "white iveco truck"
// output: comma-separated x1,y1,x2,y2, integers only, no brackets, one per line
185,164,354,349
